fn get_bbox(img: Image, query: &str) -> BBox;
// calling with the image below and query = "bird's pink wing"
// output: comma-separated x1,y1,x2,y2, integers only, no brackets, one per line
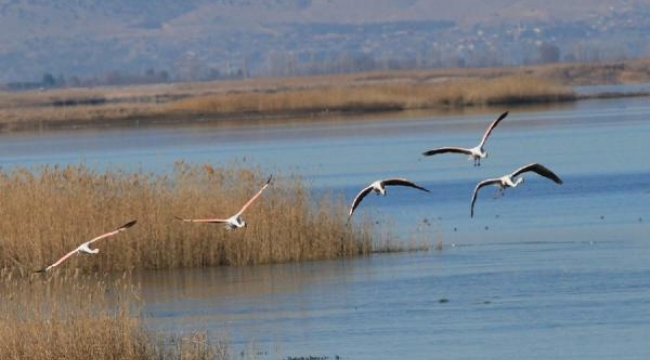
235,175,272,216
38,247,80,272
175,216,230,224
86,220,137,245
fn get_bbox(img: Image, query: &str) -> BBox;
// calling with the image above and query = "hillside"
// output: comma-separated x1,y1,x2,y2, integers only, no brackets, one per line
1,0,649,83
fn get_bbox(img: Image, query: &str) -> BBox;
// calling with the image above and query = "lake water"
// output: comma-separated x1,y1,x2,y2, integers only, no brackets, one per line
2,95,650,359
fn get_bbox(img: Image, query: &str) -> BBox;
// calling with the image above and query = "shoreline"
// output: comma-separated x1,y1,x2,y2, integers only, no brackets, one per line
3,59,650,133
0,89,645,133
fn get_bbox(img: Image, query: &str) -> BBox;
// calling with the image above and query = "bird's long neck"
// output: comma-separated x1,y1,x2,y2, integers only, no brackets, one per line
477,147,487,158
511,177,524,187
373,182,386,195
230,215,245,228
79,246,99,254
502,176,520,188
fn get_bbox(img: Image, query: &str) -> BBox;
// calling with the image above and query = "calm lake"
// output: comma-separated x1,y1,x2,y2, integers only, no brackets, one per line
2,95,650,359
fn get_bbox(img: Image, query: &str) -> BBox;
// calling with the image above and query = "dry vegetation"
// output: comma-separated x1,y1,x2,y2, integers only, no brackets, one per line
0,272,228,360
170,74,575,116
3,58,650,132
0,163,380,274
531,59,650,85
0,163,383,359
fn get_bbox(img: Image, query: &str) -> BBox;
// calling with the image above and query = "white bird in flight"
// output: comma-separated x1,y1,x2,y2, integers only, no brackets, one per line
348,178,431,221
470,163,563,217
422,111,509,166
176,175,272,230
36,220,137,272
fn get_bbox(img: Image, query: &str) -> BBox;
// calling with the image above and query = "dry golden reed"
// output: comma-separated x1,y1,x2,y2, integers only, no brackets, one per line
169,74,576,116
0,271,228,360
5,57,650,131
0,68,583,132
0,163,374,274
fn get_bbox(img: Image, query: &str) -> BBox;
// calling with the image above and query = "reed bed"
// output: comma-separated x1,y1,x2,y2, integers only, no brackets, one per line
169,75,576,116
0,70,580,131
0,271,228,360
0,163,375,274
4,58,650,131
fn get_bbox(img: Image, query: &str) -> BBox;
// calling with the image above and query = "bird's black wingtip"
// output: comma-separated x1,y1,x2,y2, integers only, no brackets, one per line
120,220,137,229
265,174,273,185
35,268,47,273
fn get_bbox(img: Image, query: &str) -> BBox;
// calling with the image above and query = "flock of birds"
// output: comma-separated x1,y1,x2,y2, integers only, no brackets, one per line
346,110,564,220
37,111,564,272
37,176,274,272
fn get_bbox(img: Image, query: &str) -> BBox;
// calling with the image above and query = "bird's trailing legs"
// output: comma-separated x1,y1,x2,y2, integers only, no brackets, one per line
493,188,505,198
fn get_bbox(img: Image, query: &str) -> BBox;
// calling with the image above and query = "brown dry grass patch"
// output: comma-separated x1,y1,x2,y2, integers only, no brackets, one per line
168,74,575,116
0,163,376,274
0,272,227,360
3,58,650,131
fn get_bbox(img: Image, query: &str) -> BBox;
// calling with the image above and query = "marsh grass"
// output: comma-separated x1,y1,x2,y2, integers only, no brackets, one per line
0,64,590,131
0,163,375,274
6,58,650,131
169,75,576,116
0,271,228,360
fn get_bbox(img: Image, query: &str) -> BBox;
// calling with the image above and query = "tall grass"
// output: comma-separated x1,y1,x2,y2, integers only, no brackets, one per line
169,75,576,116
0,271,227,360
0,70,580,132
5,58,650,131
0,163,374,274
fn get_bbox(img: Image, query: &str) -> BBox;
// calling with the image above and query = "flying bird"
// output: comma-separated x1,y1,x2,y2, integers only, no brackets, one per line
422,111,509,166
470,163,563,217
347,178,431,221
36,220,137,272
176,175,272,230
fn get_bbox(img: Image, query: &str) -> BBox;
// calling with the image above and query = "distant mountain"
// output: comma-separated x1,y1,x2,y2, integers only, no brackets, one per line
1,0,649,84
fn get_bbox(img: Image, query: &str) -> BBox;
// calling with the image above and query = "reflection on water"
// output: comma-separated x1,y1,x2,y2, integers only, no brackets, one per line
3,94,650,359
